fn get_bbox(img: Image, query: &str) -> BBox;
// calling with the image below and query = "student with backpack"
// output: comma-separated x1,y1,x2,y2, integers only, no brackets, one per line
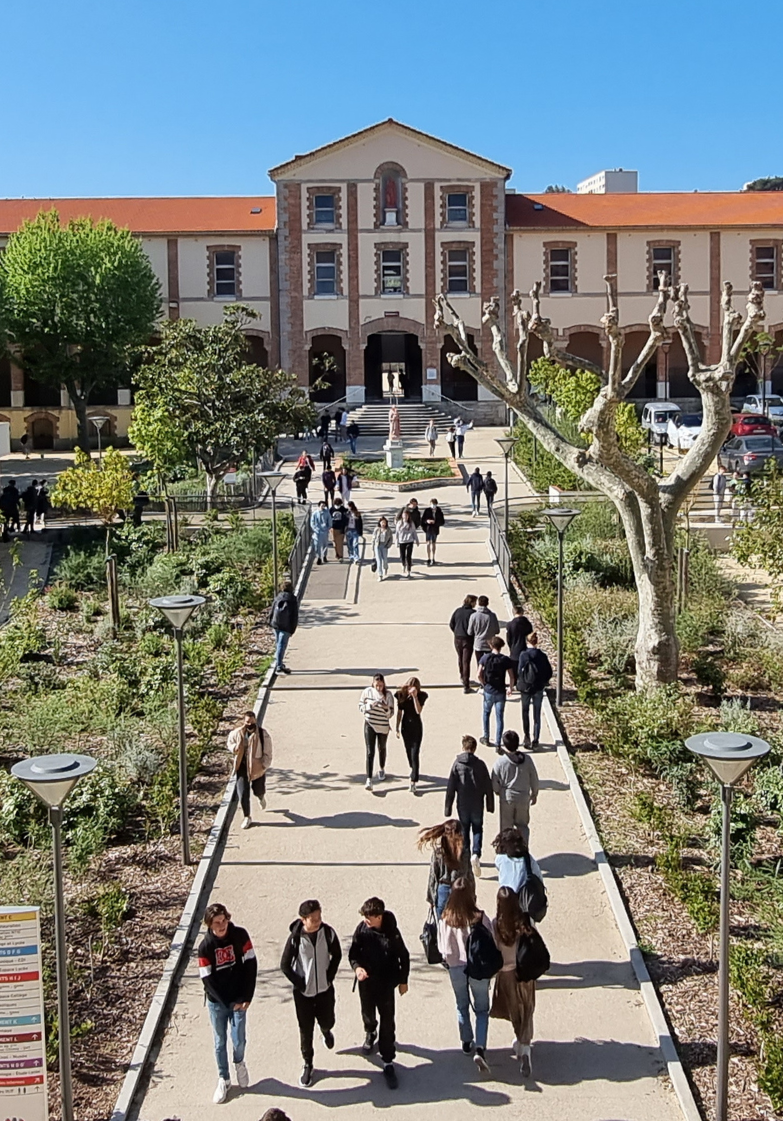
477,635,517,749
445,735,494,879
493,827,547,922
516,632,552,749
280,899,342,1089
492,730,539,841
348,897,410,1090
491,887,547,1078
437,876,500,1073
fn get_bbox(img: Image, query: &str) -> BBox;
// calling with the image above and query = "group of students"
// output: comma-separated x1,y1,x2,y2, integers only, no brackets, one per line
310,494,446,577
0,477,50,539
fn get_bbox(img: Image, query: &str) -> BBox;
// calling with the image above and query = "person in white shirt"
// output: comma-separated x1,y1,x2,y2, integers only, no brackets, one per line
394,509,419,577
425,421,438,456
359,674,395,790
454,417,473,459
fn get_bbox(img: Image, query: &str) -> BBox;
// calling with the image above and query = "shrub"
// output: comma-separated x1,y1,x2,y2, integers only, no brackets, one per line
51,545,106,591
719,698,761,736
585,613,637,677
47,584,79,612
759,1035,783,1112
709,790,758,864
754,765,783,825
692,652,726,698
599,685,694,770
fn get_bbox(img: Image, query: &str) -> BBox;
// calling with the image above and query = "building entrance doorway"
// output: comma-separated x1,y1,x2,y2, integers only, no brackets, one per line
364,333,422,401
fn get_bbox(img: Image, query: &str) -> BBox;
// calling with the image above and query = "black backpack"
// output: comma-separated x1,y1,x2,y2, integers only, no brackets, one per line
465,916,504,980
518,853,548,923
520,656,539,691
515,927,551,982
482,653,508,692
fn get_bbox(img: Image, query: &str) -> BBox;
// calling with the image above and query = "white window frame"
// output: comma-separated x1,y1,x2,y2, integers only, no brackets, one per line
446,192,469,226
755,245,777,290
313,194,336,227
447,248,470,294
314,251,337,296
214,250,237,298
549,247,572,294
651,246,674,289
381,249,404,295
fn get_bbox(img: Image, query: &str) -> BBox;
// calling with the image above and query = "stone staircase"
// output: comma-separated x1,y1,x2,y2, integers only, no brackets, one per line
346,401,459,437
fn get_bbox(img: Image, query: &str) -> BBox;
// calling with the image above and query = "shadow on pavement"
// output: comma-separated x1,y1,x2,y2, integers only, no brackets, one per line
537,852,597,879
275,810,420,829
538,959,637,990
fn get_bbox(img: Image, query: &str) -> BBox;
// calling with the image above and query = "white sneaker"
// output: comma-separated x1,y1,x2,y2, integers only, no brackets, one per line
241,816,251,830
471,854,482,878
235,1060,249,1087
259,796,267,810
213,1076,230,1104
378,769,386,781
511,1039,519,1058
410,780,416,793
377,575,382,582
365,778,373,791
519,1045,532,1077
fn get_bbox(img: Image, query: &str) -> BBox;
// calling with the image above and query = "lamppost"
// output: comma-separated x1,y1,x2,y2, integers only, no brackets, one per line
258,471,286,593
149,594,206,864
89,415,110,465
11,752,97,1121
540,507,581,707
496,436,516,534
759,337,771,415
685,731,771,1121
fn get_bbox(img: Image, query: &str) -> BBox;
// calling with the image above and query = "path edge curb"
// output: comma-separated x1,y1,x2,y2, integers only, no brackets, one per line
110,540,314,1121
488,536,702,1121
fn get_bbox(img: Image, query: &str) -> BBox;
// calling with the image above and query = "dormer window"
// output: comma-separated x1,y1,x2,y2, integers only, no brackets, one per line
313,194,336,226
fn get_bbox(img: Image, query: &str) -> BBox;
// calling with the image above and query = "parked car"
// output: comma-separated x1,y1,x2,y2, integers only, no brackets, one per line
641,401,681,444
730,413,777,438
667,412,703,451
742,394,783,423
718,435,783,474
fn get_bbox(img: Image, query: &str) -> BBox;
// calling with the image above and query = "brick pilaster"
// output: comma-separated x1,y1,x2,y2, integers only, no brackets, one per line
166,239,179,320
269,233,281,368
605,231,617,279
10,358,23,408
346,182,363,393
278,182,306,384
423,181,438,377
480,180,505,375
709,231,721,364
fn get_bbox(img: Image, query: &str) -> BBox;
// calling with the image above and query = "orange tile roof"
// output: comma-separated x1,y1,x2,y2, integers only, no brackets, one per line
506,191,783,229
0,197,276,236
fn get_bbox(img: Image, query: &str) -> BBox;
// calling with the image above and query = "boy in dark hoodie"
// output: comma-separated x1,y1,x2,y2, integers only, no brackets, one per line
348,897,410,1090
280,899,342,1089
445,734,494,878
198,902,257,1105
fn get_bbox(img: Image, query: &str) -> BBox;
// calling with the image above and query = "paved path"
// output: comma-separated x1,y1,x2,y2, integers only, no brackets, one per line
135,454,681,1121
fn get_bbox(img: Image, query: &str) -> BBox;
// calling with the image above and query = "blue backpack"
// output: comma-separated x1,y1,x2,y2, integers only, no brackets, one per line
465,915,504,980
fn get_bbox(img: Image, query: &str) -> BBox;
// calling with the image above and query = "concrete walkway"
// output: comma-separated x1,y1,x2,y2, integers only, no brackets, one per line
135,455,682,1121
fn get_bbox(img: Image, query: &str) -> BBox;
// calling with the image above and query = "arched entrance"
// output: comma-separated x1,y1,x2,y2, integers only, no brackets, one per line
309,334,346,402
364,333,422,402
623,330,657,400
441,332,478,400
566,330,604,370
30,415,56,450
246,335,269,368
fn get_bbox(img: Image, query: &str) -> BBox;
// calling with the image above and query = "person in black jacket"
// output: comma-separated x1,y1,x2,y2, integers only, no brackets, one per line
319,438,335,470
293,463,312,504
466,468,484,517
330,497,349,561
322,467,336,505
198,902,257,1104
21,480,38,535
449,595,477,693
483,470,498,515
269,581,299,675
517,632,553,750
445,735,495,878
280,899,342,1088
421,498,445,566
349,897,410,1090
505,604,533,663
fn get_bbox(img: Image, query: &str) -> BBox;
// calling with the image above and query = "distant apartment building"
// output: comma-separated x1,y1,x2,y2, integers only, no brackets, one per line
1,120,782,447
576,169,639,194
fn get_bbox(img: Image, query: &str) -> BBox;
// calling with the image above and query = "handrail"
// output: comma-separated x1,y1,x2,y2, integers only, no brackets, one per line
438,395,476,415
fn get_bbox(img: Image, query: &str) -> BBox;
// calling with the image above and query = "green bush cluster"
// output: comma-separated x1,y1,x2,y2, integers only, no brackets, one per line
343,457,454,482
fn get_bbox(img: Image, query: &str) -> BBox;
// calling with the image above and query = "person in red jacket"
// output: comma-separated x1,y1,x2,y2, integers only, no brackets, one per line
198,903,258,1105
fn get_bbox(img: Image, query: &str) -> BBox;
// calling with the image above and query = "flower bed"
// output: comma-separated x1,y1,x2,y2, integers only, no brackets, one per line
342,456,462,491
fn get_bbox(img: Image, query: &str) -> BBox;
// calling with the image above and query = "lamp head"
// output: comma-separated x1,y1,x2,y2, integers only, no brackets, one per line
540,507,581,535
258,471,285,494
685,731,770,786
89,416,110,431
149,593,206,631
495,437,516,457
11,752,97,809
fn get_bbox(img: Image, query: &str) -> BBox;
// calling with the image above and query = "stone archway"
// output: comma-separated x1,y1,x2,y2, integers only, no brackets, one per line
26,411,59,450
308,332,346,402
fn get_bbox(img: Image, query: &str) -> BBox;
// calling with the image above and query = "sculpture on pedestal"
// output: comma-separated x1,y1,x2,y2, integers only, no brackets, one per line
388,405,401,441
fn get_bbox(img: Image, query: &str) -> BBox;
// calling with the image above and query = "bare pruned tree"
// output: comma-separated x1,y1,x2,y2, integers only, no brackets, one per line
435,276,766,689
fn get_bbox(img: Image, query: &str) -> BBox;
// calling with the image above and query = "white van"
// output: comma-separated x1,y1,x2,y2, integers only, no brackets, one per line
641,401,681,444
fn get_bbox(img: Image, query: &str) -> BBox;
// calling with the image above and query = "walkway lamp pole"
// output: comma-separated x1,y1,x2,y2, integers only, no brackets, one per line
89,415,110,465
759,337,771,415
149,594,206,865
258,471,286,593
495,436,516,534
11,752,97,1121
540,507,581,706
685,731,771,1121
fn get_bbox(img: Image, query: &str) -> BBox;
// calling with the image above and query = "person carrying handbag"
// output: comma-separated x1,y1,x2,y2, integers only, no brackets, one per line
418,819,475,919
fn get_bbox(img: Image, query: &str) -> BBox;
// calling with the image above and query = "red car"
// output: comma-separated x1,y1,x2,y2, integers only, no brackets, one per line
730,413,777,438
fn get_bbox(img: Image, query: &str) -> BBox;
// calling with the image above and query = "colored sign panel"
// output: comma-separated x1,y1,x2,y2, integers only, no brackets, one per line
0,908,47,1121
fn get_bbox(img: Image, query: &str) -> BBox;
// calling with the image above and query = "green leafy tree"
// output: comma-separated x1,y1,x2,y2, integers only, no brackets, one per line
0,210,161,451
743,177,783,192
51,447,135,527
129,306,316,505
733,464,783,608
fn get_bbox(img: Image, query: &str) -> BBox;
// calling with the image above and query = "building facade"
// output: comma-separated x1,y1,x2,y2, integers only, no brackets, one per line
2,120,783,446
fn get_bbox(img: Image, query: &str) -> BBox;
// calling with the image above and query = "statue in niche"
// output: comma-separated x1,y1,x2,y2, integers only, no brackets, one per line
385,176,398,210
388,405,401,441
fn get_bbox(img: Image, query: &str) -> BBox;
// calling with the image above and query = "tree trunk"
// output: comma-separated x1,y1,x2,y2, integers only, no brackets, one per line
71,391,91,454
205,472,216,510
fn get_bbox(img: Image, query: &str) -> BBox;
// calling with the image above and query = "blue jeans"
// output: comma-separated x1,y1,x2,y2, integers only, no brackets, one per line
482,687,506,745
521,689,544,743
346,528,360,561
436,882,451,918
459,810,484,857
274,628,291,670
471,492,481,513
448,966,490,1049
207,1000,247,1080
349,436,358,454
374,543,389,576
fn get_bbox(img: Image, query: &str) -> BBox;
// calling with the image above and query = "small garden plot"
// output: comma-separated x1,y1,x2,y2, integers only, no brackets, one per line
344,456,456,483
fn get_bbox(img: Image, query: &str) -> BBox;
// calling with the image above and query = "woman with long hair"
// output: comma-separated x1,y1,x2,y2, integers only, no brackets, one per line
437,877,493,1073
395,676,428,793
345,500,364,564
371,516,393,581
492,827,542,893
491,887,536,1077
418,820,474,918
394,508,419,577
358,673,394,792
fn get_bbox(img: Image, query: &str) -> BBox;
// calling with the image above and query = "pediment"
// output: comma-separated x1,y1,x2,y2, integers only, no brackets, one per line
269,119,510,182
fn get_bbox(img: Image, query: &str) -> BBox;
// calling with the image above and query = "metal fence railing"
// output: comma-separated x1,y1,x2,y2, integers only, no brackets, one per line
488,505,512,589
287,502,312,591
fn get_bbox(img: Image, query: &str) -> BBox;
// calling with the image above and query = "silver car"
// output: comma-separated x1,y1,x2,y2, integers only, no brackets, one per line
718,434,783,474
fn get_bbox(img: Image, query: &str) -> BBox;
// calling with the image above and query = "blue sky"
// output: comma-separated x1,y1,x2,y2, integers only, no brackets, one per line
4,0,782,198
